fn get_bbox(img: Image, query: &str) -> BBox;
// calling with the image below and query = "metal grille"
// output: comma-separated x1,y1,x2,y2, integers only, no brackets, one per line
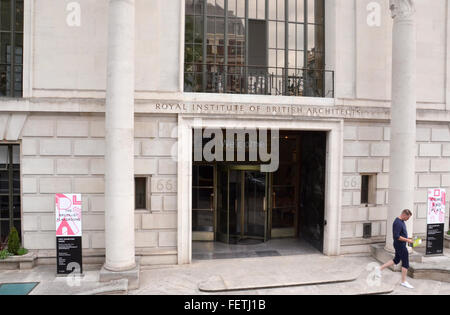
185,63,334,97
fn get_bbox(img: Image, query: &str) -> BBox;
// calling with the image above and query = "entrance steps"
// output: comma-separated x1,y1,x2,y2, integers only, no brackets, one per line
408,248,450,283
131,253,450,294
197,254,395,295
371,244,450,283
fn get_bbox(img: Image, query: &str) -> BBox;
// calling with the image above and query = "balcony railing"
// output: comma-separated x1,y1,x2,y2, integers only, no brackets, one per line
184,63,334,98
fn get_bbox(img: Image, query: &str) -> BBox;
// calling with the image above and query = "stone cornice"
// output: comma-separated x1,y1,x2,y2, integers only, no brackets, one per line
0,97,449,123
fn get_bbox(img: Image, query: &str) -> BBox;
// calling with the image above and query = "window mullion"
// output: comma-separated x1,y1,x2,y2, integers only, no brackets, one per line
244,0,249,93
10,0,16,97
202,0,207,91
284,0,288,95
224,0,228,92
8,145,13,232
303,0,308,70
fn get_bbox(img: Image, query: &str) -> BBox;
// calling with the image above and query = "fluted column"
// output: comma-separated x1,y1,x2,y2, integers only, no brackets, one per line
386,0,416,252
104,0,136,271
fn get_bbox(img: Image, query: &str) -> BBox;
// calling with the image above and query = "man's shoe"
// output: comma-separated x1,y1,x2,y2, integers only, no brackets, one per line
401,282,414,289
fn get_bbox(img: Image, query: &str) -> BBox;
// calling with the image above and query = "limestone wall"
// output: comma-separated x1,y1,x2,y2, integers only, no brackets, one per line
12,112,450,260
26,0,450,107
341,122,450,254
20,113,178,265
335,0,448,108
31,0,182,98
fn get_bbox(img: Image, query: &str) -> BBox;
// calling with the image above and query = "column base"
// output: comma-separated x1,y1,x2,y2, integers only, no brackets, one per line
99,258,140,290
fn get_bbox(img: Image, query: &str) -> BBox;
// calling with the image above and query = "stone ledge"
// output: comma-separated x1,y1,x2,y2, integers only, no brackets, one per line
198,273,360,293
340,237,385,246
409,255,450,283
370,244,422,272
408,267,450,283
372,244,450,282
445,234,450,249
0,252,37,270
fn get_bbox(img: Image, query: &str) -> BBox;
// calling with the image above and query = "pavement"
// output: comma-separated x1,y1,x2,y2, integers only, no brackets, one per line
0,254,449,295
0,264,127,295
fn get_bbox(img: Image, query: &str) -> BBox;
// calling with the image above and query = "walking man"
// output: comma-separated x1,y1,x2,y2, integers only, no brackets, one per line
376,209,414,289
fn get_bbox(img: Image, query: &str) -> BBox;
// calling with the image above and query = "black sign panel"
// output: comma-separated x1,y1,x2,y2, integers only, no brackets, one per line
56,236,83,275
426,223,444,256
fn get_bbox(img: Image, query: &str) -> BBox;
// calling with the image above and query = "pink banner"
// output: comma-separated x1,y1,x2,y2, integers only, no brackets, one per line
427,189,446,225
55,194,82,237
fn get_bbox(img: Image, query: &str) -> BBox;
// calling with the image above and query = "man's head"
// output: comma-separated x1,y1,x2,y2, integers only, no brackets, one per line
400,209,412,221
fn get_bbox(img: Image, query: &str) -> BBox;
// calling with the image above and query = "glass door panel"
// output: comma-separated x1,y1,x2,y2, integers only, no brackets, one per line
228,169,242,243
243,171,267,240
192,165,215,239
215,165,268,244
216,167,229,243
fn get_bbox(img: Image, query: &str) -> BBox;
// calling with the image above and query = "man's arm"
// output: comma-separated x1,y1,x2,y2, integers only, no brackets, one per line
398,236,413,244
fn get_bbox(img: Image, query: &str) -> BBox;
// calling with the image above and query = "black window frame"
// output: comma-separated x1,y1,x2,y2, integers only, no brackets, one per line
184,0,330,97
134,176,149,210
0,0,24,98
0,144,21,244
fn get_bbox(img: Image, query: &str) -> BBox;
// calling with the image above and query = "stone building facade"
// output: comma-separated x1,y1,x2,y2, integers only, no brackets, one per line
0,0,449,270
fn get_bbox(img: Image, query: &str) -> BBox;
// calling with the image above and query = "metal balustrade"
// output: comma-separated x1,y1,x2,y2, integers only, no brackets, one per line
184,63,334,98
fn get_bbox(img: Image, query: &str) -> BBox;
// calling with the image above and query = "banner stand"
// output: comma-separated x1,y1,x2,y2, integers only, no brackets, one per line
55,194,83,275
426,189,446,256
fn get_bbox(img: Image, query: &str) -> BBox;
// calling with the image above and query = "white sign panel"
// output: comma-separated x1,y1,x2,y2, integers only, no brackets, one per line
427,189,446,225
55,194,82,237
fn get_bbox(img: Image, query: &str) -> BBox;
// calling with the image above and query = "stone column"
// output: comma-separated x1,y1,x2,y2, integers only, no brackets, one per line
104,0,136,271
385,0,416,252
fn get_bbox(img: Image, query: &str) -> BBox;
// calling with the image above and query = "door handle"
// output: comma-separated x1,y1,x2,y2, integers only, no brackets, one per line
210,193,214,211
235,199,238,213
272,192,276,208
263,196,266,212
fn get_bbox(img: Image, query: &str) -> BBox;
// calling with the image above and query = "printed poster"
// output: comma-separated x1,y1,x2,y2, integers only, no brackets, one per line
427,189,446,225
426,189,446,256
55,194,83,275
55,194,82,237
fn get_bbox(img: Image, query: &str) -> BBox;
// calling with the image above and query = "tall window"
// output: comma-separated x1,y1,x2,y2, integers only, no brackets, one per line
0,0,24,97
184,0,330,97
0,145,21,243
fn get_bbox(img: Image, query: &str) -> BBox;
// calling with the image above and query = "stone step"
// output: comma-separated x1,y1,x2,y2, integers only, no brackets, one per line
409,261,450,283
197,254,364,293
372,244,450,283
198,273,359,292
198,266,398,295
247,277,396,295
30,278,129,295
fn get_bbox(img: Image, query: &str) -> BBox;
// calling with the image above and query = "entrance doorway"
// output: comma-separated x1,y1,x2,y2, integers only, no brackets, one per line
191,130,327,256
217,166,268,244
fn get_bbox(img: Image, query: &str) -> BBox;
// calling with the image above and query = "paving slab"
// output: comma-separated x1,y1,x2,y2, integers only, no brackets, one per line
1,254,449,295
30,278,128,295
131,255,450,295
0,265,128,295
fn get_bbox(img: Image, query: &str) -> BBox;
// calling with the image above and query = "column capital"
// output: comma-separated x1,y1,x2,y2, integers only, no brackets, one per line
389,0,415,19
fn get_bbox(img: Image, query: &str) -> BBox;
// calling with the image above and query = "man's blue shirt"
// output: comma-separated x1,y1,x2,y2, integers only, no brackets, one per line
393,217,407,247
